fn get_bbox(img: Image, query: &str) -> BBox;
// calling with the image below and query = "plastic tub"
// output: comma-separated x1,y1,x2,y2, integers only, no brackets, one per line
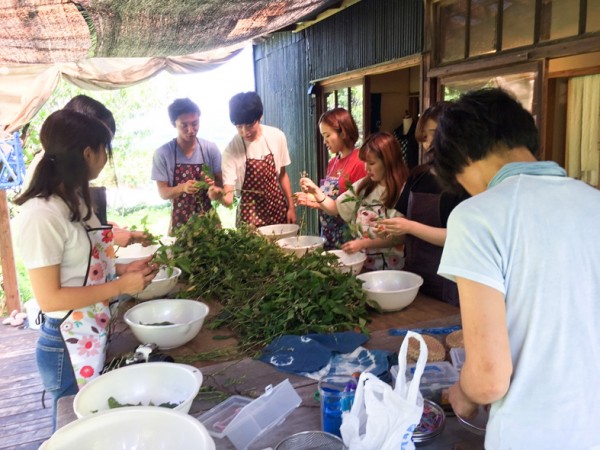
391,361,459,408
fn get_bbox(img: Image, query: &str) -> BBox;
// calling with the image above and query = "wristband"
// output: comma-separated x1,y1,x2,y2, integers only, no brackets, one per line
316,194,327,204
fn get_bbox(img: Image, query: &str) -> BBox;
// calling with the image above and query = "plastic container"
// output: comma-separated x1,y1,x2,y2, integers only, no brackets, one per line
450,347,465,371
198,379,302,450
391,361,459,407
197,396,253,438
318,374,357,438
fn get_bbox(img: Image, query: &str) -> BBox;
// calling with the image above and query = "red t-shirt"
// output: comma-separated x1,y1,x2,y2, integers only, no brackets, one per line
326,149,367,194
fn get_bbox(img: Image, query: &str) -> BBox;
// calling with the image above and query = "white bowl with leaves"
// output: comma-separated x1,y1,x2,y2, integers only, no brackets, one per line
73,362,203,419
124,299,209,349
325,250,367,275
257,223,300,241
115,243,159,265
135,266,181,301
276,235,326,257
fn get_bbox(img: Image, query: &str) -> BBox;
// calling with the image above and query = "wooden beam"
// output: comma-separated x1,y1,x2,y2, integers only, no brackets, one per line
293,0,362,33
0,190,20,314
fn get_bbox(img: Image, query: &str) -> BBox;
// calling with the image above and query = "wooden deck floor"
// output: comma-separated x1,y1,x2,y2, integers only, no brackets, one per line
0,323,52,450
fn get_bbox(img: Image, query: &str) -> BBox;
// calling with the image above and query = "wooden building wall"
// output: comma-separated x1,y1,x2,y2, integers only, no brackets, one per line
254,0,424,232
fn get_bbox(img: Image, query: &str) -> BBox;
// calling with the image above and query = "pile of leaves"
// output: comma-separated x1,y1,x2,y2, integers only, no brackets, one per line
153,210,369,353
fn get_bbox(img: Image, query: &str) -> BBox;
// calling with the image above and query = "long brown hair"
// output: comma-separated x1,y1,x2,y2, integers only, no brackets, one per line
14,109,113,222
319,107,359,149
357,132,408,209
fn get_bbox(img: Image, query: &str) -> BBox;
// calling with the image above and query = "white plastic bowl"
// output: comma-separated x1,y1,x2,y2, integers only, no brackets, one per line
257,223,300,241
136,266,181,301
41,406,215,449
115,243,159,265
325,250,367,275
356,270,423,311
276,236,326,257
73,362,203,419
124,299,209,349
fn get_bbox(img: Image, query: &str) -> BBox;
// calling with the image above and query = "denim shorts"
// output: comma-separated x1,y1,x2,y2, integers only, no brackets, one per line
36,316,78,431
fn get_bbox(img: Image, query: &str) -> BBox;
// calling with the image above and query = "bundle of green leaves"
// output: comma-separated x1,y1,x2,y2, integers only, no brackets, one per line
153,210,369,353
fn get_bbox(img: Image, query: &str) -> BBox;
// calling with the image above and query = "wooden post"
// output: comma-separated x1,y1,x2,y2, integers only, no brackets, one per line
0,190,21,314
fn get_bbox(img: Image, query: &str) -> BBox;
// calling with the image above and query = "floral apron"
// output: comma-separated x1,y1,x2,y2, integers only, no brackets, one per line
354,203,404,272
320,173,349,250
60,225,115,388
238,137,287,227
170,139,212,232
405,188,459,306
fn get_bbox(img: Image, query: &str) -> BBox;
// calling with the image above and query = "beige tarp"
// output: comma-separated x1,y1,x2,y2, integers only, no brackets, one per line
0,42,247,133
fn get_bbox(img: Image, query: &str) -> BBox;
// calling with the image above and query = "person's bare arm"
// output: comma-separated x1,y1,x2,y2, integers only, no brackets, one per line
28,264,157,312
378,217,447,247
279,168,296,223
449,277,512,417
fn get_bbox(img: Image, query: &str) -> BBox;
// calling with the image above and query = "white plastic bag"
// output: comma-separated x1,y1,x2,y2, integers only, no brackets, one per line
340,331,428,450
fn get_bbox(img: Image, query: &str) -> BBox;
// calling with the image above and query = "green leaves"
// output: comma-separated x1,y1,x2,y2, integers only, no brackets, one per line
152,210,370,353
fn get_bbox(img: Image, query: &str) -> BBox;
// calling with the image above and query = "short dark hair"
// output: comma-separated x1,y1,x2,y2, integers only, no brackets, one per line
15,110,113,222
64,95,116,135
168,98,200,125
229,92,263,125
433,88,539,189
319,108,359,149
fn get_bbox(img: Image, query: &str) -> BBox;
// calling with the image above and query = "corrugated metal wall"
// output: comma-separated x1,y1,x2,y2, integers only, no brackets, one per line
254,0,423,233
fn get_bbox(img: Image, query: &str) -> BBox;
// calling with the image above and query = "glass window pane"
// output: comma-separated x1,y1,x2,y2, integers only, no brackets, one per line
587,0,600,33
349,86,364,146
443,72,536,112
469,0,498,57
325,93,335,110
502,0,535,49
438,0,467,63
540,0,580,41
337,88,349,111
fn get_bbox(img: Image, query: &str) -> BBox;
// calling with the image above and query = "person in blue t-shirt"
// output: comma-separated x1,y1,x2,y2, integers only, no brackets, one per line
434,88,600,450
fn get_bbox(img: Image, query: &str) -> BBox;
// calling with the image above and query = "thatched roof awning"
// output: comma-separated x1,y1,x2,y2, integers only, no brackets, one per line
0,0,340,64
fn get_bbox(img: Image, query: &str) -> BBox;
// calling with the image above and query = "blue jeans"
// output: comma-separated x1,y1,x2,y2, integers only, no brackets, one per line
36,317,78,431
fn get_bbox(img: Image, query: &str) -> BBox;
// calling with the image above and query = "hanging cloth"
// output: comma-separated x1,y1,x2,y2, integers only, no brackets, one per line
59,224,115,388
170,138,212,232
238,136,287,227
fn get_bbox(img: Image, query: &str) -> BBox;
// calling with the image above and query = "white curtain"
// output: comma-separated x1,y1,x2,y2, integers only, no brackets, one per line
566,74,600,187
0,41,248,133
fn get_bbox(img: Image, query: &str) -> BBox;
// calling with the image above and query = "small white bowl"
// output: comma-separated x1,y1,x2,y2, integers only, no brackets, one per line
257,223,300,241
356,270,423,311
325,250,367,275
41,406,215,449
73,362,203,419
276,236,326,257
124,299,209,349
115,243,159,265
136,266,181,301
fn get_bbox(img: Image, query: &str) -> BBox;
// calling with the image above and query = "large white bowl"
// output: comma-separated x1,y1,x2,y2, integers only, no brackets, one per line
136,266,181,301
257,223,300,241
356,270,424,311
124,299,210,349
326,250,367,275
276,236,326,257
41,406,215,449
73,362,203,419
115,243,159,265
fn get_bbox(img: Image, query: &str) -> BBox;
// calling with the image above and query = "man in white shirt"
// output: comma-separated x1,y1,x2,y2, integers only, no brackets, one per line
209,92,296,227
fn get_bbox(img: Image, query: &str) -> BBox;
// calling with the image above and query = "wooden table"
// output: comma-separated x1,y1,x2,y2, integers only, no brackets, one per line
56,293,484,449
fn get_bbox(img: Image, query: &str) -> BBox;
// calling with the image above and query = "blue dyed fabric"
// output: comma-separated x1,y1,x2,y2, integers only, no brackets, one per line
388,325,461,336
259,332,388,379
